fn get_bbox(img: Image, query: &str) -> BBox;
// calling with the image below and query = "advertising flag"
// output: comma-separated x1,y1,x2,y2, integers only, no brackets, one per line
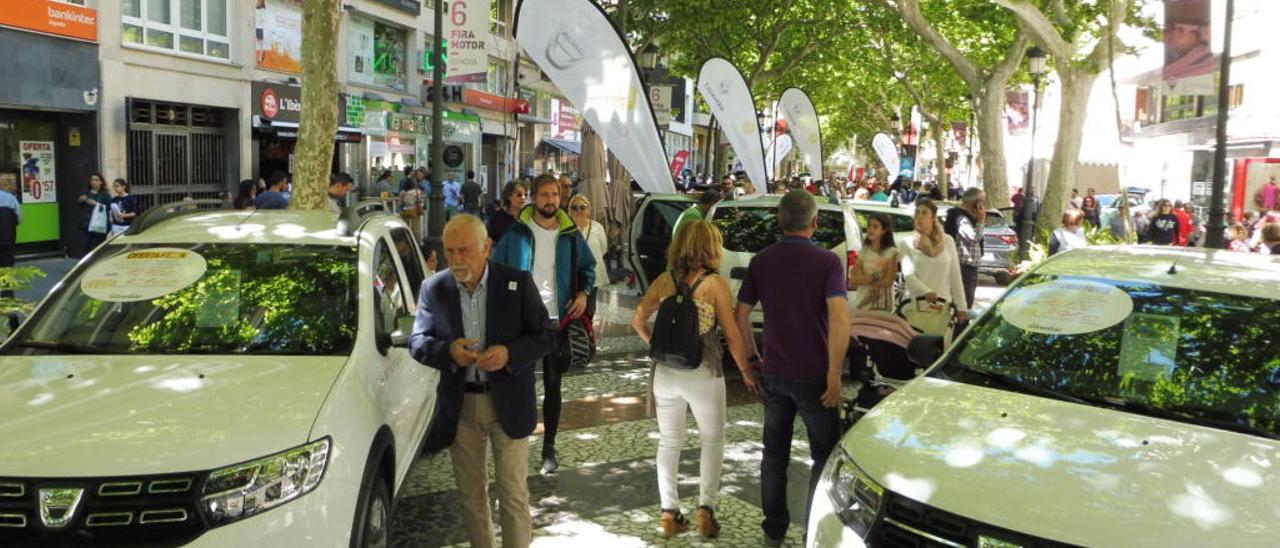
871,133,899,178
779,88,823,180
515,0,673,193
697,58,767,195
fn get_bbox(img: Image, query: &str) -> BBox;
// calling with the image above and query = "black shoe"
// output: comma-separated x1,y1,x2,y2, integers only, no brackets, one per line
540,449,559,475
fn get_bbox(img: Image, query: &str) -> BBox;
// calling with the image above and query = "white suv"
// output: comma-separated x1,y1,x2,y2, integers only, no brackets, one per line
809,246,1280,547
0,204,438,546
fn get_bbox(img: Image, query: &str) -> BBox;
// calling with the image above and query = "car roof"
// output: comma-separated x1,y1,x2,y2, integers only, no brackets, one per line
114,210,362,247
1037,245,1280,301
848,200,914,214
715,194,847,211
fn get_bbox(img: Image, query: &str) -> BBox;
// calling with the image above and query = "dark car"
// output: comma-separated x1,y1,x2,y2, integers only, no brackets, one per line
937,202,1018,285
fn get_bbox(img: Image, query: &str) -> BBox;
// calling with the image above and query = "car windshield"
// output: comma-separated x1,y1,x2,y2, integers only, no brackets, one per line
713,206,845,252
935,273,1280,439
4,243,358,355
983,211,1008,230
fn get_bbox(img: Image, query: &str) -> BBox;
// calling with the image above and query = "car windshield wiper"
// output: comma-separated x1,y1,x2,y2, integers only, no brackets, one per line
12,340,106,354
958,367,1089,406
1078,396,1277,440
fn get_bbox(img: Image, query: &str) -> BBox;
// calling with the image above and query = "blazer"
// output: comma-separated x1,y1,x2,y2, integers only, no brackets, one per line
410,261,554,446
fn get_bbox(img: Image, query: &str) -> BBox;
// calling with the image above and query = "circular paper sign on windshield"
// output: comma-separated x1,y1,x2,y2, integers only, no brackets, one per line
81,248,208,302
1001,279,1133,335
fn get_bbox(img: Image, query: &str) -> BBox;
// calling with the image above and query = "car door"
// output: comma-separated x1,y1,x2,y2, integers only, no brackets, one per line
627,194,694,292
370,233,434,484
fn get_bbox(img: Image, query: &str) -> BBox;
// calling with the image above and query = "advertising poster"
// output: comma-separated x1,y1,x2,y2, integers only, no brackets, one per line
348,17,377,86
1163,0,1214,94
255,0,303,73
19,141,56,204
1005,90,1030,133
445,0,489,83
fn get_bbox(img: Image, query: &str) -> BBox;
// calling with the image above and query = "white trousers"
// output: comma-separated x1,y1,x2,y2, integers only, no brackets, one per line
652,364,727,511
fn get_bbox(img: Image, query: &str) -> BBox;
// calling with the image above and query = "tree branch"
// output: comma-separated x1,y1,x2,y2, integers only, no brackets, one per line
882,0,980,88
992,0,1073,59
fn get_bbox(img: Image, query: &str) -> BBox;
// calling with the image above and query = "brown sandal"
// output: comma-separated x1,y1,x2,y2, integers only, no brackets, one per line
660,509,690,537
697,505,721,539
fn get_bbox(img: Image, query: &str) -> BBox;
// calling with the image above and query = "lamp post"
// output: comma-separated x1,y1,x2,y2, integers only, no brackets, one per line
1017,46,1047,260
889,112,901,183
425,0,446,258
1205,0,1236,248
965,93,976,188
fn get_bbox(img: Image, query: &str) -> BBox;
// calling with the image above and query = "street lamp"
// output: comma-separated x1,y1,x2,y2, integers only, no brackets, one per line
889,112,902,132
1017,46,1048,260
638,43,660,72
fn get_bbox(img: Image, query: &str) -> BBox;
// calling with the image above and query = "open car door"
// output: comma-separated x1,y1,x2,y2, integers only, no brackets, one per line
627,193,694,293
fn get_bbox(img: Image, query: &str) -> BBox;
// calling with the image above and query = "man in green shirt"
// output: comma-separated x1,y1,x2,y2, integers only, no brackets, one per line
673,188,721,237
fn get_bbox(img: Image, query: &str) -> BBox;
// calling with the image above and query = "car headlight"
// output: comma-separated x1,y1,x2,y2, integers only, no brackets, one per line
820,447,884,537
200,438,330,527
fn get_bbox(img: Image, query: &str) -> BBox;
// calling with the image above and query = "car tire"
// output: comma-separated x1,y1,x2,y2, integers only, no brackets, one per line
351,466,392,548
994,272,1013,286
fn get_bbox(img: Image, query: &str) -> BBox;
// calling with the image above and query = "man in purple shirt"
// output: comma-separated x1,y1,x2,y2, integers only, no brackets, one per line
735,190,850,545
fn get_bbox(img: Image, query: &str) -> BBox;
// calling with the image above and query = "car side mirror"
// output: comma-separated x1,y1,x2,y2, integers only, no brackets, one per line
390,315,415,348
907,334,945,367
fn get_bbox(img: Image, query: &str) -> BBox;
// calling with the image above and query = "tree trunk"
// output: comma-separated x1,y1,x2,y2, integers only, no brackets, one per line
976,86,1010,209
293,0,341,211
932,123,949,190
1036,65,1097,235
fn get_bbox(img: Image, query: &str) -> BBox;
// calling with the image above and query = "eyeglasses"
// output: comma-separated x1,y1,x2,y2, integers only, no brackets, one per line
570,205,589,211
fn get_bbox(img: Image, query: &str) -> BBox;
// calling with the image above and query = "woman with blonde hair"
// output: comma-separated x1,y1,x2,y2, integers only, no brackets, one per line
568,193,609,320
896,198,968,326
1049,208,1089,256
631,220,758,539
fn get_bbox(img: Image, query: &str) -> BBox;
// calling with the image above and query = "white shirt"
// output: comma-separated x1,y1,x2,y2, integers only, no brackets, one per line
1051,226,1088,254
897,233,968,310
582,220,609,287
529,220,560,319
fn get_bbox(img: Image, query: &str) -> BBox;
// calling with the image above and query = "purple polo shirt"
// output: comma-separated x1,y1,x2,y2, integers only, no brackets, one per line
738,236,847,380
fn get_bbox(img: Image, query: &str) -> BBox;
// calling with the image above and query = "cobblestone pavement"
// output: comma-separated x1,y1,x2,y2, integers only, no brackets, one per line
389,283,815,547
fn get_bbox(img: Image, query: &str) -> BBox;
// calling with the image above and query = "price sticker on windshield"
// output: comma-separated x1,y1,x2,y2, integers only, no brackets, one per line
81,248,208,302
1001,279,1133,335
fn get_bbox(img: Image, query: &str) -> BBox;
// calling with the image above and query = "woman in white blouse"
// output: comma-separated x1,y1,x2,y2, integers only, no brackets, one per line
896,198,969,324
569,193,610,318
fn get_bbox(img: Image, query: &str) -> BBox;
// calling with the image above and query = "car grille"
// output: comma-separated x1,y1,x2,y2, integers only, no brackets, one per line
870,491,1078,548
0,474,207,545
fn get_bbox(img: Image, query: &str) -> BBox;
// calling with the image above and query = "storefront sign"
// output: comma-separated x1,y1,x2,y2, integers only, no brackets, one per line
253,81,303,124
19,141,56,204
68,127,81,147
462,88,530,113
550,99,581,141
0,0,97,43
444,0,489,83
254,0,303,74
443,145,465,168
649,85,672,125
370,0,422,16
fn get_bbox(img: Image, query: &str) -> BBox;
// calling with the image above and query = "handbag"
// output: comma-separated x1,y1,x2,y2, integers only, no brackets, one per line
88,203,109,234
898,295,954,348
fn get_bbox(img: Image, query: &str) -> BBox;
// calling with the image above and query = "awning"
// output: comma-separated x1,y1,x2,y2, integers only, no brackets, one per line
518,114,552,125
542,138,581,156
253,116,364,142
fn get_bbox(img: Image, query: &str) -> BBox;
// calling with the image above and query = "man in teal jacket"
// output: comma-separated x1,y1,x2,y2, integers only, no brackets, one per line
492,173,596,475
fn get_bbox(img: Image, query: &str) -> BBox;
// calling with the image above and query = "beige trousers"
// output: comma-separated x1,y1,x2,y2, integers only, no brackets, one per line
450,393,531,548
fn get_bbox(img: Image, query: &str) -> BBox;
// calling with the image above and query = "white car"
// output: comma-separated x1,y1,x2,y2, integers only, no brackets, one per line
0,204,438,546
629,193,863,333
809,245,1280,547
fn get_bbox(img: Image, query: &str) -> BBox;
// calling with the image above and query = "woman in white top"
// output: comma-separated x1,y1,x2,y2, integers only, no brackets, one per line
897,198,968,324
1049,208,1089,256
568,193,609,319
631,220,758,540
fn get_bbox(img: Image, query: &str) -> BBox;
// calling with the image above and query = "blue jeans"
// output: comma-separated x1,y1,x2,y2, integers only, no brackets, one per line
760,374,841,539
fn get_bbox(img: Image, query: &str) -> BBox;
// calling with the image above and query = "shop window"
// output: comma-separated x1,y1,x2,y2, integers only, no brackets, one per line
122,0,231,61
1160,94,1198,123
483,59,509,96
350,16,408,92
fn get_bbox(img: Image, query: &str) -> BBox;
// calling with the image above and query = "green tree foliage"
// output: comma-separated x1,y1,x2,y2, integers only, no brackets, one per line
0,265,44,338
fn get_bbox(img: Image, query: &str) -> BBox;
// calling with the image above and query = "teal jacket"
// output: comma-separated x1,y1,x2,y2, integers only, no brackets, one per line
492,206,596,318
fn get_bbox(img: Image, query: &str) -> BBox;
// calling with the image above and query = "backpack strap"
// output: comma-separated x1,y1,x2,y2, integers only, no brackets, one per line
686,269,714,295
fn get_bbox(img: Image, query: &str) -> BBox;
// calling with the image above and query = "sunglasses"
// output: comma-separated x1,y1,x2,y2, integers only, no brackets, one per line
570,205,589,211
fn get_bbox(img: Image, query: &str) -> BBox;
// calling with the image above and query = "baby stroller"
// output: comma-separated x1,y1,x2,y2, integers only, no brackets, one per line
841,296,957,431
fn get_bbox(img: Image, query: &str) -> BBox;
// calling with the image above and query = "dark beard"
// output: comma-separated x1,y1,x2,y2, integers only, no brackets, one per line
536,204,558,219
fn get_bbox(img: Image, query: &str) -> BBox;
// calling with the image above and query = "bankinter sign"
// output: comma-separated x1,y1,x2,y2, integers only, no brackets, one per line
0,0,98,42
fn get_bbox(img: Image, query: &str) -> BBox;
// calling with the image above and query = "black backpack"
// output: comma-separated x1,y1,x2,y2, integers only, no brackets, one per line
649,270,713,369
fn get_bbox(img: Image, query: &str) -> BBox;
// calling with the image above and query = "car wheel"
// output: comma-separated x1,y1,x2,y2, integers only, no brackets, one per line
351,471,392,548
994,272,1013,286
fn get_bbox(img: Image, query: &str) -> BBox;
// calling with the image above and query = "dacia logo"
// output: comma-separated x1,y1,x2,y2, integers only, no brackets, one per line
978,535,1022,548
39,487,84,529
545,23,586,70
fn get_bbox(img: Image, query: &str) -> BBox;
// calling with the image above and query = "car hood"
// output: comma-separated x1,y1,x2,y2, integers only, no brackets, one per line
0,354,347,476
847,377,1280,547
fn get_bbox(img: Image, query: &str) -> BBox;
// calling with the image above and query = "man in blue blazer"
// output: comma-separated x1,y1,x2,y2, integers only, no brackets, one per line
410,215,553,548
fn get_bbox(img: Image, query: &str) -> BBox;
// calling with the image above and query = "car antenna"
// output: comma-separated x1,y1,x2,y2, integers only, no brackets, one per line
235,207,260,231
1167,255,1180,275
